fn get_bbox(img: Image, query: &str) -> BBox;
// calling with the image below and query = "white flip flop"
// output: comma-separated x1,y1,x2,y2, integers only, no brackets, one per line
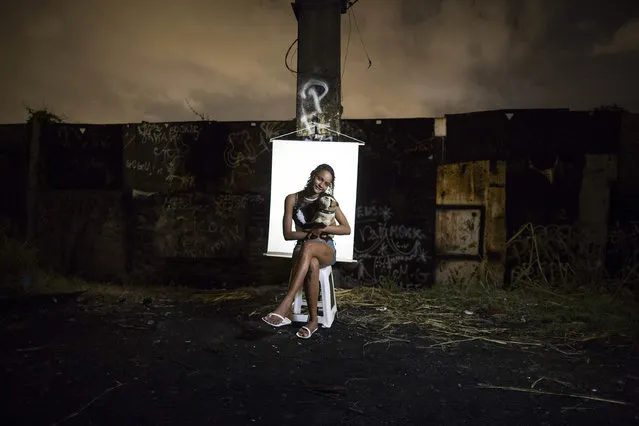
296,325,318,339
262,312,292,328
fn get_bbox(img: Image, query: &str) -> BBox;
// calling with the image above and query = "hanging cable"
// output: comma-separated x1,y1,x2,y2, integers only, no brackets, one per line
342,8,353,79
291,43,298,71
284,38,299,74
351,5,372,69
340,9,354,104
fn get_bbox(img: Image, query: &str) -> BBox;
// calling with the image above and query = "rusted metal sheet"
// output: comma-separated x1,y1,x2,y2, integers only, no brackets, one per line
435,207,483,257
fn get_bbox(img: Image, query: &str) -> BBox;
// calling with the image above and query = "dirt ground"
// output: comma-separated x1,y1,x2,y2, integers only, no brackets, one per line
1,289,637,426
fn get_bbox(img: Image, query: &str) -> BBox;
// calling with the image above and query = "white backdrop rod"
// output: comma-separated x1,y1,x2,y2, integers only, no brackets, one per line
269,126,366,145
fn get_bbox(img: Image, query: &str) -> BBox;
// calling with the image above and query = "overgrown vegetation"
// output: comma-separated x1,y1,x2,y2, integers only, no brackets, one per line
0,225,183,301
0,223,76,297
26,106,65,124
0,107,66,296
593,103,628,112
337,222,639,348
0,224,39,296
507,223,639,295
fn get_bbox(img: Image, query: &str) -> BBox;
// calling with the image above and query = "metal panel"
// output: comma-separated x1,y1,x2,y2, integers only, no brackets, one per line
435,205,485,259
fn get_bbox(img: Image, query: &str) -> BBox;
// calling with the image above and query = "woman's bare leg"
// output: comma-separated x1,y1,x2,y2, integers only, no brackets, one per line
299,257,320,336
263,241,333,326
263,249,303,326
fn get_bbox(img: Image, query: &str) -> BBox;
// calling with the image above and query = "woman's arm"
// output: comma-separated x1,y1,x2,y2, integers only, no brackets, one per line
321,205,351,236
282,193,311,241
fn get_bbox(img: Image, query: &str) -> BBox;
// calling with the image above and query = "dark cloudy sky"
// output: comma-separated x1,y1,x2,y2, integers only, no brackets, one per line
1,0,638,124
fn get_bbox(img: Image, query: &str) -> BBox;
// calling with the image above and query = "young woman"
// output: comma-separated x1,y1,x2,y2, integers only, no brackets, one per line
262,164,351,338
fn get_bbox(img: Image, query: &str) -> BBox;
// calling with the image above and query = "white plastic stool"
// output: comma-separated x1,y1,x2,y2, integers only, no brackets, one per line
291,265,338,328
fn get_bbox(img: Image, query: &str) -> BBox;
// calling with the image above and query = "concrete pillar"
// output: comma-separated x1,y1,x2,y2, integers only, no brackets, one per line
578,154,617,247
26,115,42,241
292,0,347,140
616,113,639,217
484,160,507,285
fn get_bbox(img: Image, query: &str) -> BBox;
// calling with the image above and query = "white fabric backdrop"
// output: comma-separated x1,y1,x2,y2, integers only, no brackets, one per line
265,139,361,262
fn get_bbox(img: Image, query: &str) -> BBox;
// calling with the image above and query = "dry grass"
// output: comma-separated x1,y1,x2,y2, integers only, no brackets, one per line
334,222,639,349
2,222,637,352
335,282,638,350
507,222,639,294
5,268,637,351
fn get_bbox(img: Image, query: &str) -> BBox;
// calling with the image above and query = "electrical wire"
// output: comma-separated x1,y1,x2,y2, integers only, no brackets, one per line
284,0,371,76
284,38,299,74
351,4,372,69
291,43,298,70
342,8,353,79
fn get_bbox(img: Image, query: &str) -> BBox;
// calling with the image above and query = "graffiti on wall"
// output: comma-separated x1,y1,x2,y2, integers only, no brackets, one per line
299,78,333,141
151,193,265,258
223,122,277,189
404,134,437,158
338,119,438,288
353,205,432,287
124,122,200,192
29,118,446,286
222,121,290,190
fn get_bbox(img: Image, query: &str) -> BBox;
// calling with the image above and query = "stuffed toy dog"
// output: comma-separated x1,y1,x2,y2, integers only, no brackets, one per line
312,194,338,227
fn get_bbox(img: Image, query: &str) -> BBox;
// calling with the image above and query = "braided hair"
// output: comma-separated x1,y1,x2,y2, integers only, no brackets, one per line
304,163,335,194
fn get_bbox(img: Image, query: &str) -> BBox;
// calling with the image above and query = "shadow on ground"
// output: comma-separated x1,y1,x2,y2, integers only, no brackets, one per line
1,289,637,425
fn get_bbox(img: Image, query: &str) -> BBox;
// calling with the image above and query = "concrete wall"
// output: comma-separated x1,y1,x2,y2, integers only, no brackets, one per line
7,118,439,288
0,124,28,234
1,109,636,290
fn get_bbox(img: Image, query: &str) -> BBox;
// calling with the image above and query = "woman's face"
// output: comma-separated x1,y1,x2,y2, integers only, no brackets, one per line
312,170,333,194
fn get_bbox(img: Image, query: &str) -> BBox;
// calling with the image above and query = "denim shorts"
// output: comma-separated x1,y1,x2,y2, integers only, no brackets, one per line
294,239,337,266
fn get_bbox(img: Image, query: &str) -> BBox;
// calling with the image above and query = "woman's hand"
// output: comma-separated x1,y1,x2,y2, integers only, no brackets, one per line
307,223,327,240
